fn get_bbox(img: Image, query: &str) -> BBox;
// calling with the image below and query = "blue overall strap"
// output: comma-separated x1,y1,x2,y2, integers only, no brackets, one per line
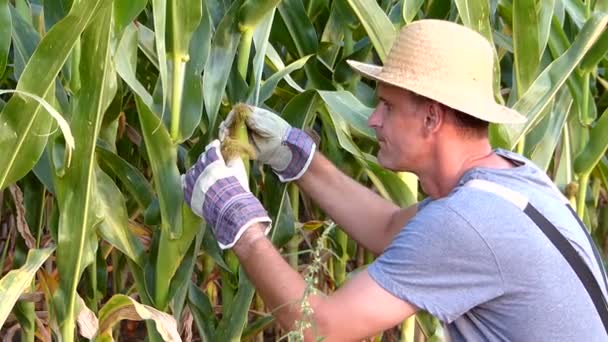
465,179,608,335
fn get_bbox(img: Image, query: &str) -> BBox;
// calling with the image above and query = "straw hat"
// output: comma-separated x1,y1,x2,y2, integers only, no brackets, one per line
347,19,526,124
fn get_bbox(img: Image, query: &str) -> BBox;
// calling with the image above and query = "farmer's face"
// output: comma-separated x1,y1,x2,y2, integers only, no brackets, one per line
368,84,431,172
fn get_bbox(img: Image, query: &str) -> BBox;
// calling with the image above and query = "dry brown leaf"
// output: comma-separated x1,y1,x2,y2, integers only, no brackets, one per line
8,185,36,249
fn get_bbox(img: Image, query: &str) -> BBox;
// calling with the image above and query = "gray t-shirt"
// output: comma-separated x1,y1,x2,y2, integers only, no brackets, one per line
368,149,608,341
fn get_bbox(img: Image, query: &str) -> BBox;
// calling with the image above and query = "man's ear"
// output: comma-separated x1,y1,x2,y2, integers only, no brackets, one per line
424,101,444,132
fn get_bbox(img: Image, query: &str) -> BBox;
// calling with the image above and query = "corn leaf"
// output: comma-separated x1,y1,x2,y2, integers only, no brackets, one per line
526,88,572,171
500,12,608,149
345,0,395,63
562,0,586,28
545,14,597,127
248,9,276,105
574,106,608,175
116,23,154,106
53,3,115,339
239,0,281,29
136,96,204,309
319,90,375,140
173,3,211,141
10,4,38,80
96,145,155,210
257,54,311,103
266,43,306,93
151,0,169,122
513,0,541,96
95,166,146,266
0,247,54,328
402,0,424,23
580,27,608,72
0,0,10,76
113,0,148,35
96,294,181,341
42,0,71,29
188,283,217,341
277,0,333,89
277,0,318,57
0,89,74,158
167,0,202,140
0,0,102,191
203,0,242,132
167,224,205,321
215,268,256,341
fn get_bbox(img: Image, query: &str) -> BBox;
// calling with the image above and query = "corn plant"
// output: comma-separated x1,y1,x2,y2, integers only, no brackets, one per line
1,0,608,341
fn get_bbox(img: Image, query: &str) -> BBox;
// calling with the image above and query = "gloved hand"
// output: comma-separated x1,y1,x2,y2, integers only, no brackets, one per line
219,105,316,182
182,140,271,249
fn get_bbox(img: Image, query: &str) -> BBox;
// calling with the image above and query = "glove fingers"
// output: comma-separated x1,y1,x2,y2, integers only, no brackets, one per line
246,107,288,138
219,110,237,142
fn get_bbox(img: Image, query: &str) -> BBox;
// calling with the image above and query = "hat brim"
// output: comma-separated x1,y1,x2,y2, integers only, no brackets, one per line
347,60,526,125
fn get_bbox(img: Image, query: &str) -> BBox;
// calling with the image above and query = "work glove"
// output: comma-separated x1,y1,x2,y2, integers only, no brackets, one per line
182,140,271,249
219,105,316,182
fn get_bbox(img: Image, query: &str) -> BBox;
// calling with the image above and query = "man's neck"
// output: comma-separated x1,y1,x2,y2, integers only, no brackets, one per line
418,139,513,199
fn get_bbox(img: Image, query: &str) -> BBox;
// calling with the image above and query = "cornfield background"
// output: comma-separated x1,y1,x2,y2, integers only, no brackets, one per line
1,0,608,340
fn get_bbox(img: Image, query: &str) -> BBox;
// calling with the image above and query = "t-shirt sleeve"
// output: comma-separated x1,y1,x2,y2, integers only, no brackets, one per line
368,201,505,323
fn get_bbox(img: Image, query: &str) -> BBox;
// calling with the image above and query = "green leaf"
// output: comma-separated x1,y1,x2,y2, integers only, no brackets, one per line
365,160,417,206
0,89,74,159
345,0,395,63
574,106,608,175
500,12,608,149
454,0,503,103
116,23,154,106
203,0,242,132
96,294,181,341
513,0,541,96
95,166,146,266
267,174,296,247
42,0,72,30
248,9,276,105
135,95,184,303
188,282,217,341
318,90,375,139
526,88,572,171
257,54,311,103
96,145,155,210
277,0,318,56
173,3,212,141
151,0,169,122
167,224,205,320
167,0,202,140
239,0,282,29
580,27,608,72
53,3,115,339
113,0,148,35
402,0,423,23
0,0,103,190
10,4,38,80
0,247,54,328
215,268,256,341
0,0,10,76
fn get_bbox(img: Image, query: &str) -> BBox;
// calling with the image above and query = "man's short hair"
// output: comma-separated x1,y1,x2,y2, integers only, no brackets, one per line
409,90,489,138
448,107,490,138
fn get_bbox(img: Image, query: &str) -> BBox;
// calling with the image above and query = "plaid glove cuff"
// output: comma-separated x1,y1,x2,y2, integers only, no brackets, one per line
182,140,271,250
275,128,315,182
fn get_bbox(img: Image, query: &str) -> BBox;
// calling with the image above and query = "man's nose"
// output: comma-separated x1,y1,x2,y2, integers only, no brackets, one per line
368,107,382,127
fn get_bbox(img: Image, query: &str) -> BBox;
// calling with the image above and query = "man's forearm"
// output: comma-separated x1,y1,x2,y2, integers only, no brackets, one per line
296,152,405,254
233,224,326,339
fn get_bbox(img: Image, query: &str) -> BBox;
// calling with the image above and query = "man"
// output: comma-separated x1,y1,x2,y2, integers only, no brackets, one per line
182,20,608,341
